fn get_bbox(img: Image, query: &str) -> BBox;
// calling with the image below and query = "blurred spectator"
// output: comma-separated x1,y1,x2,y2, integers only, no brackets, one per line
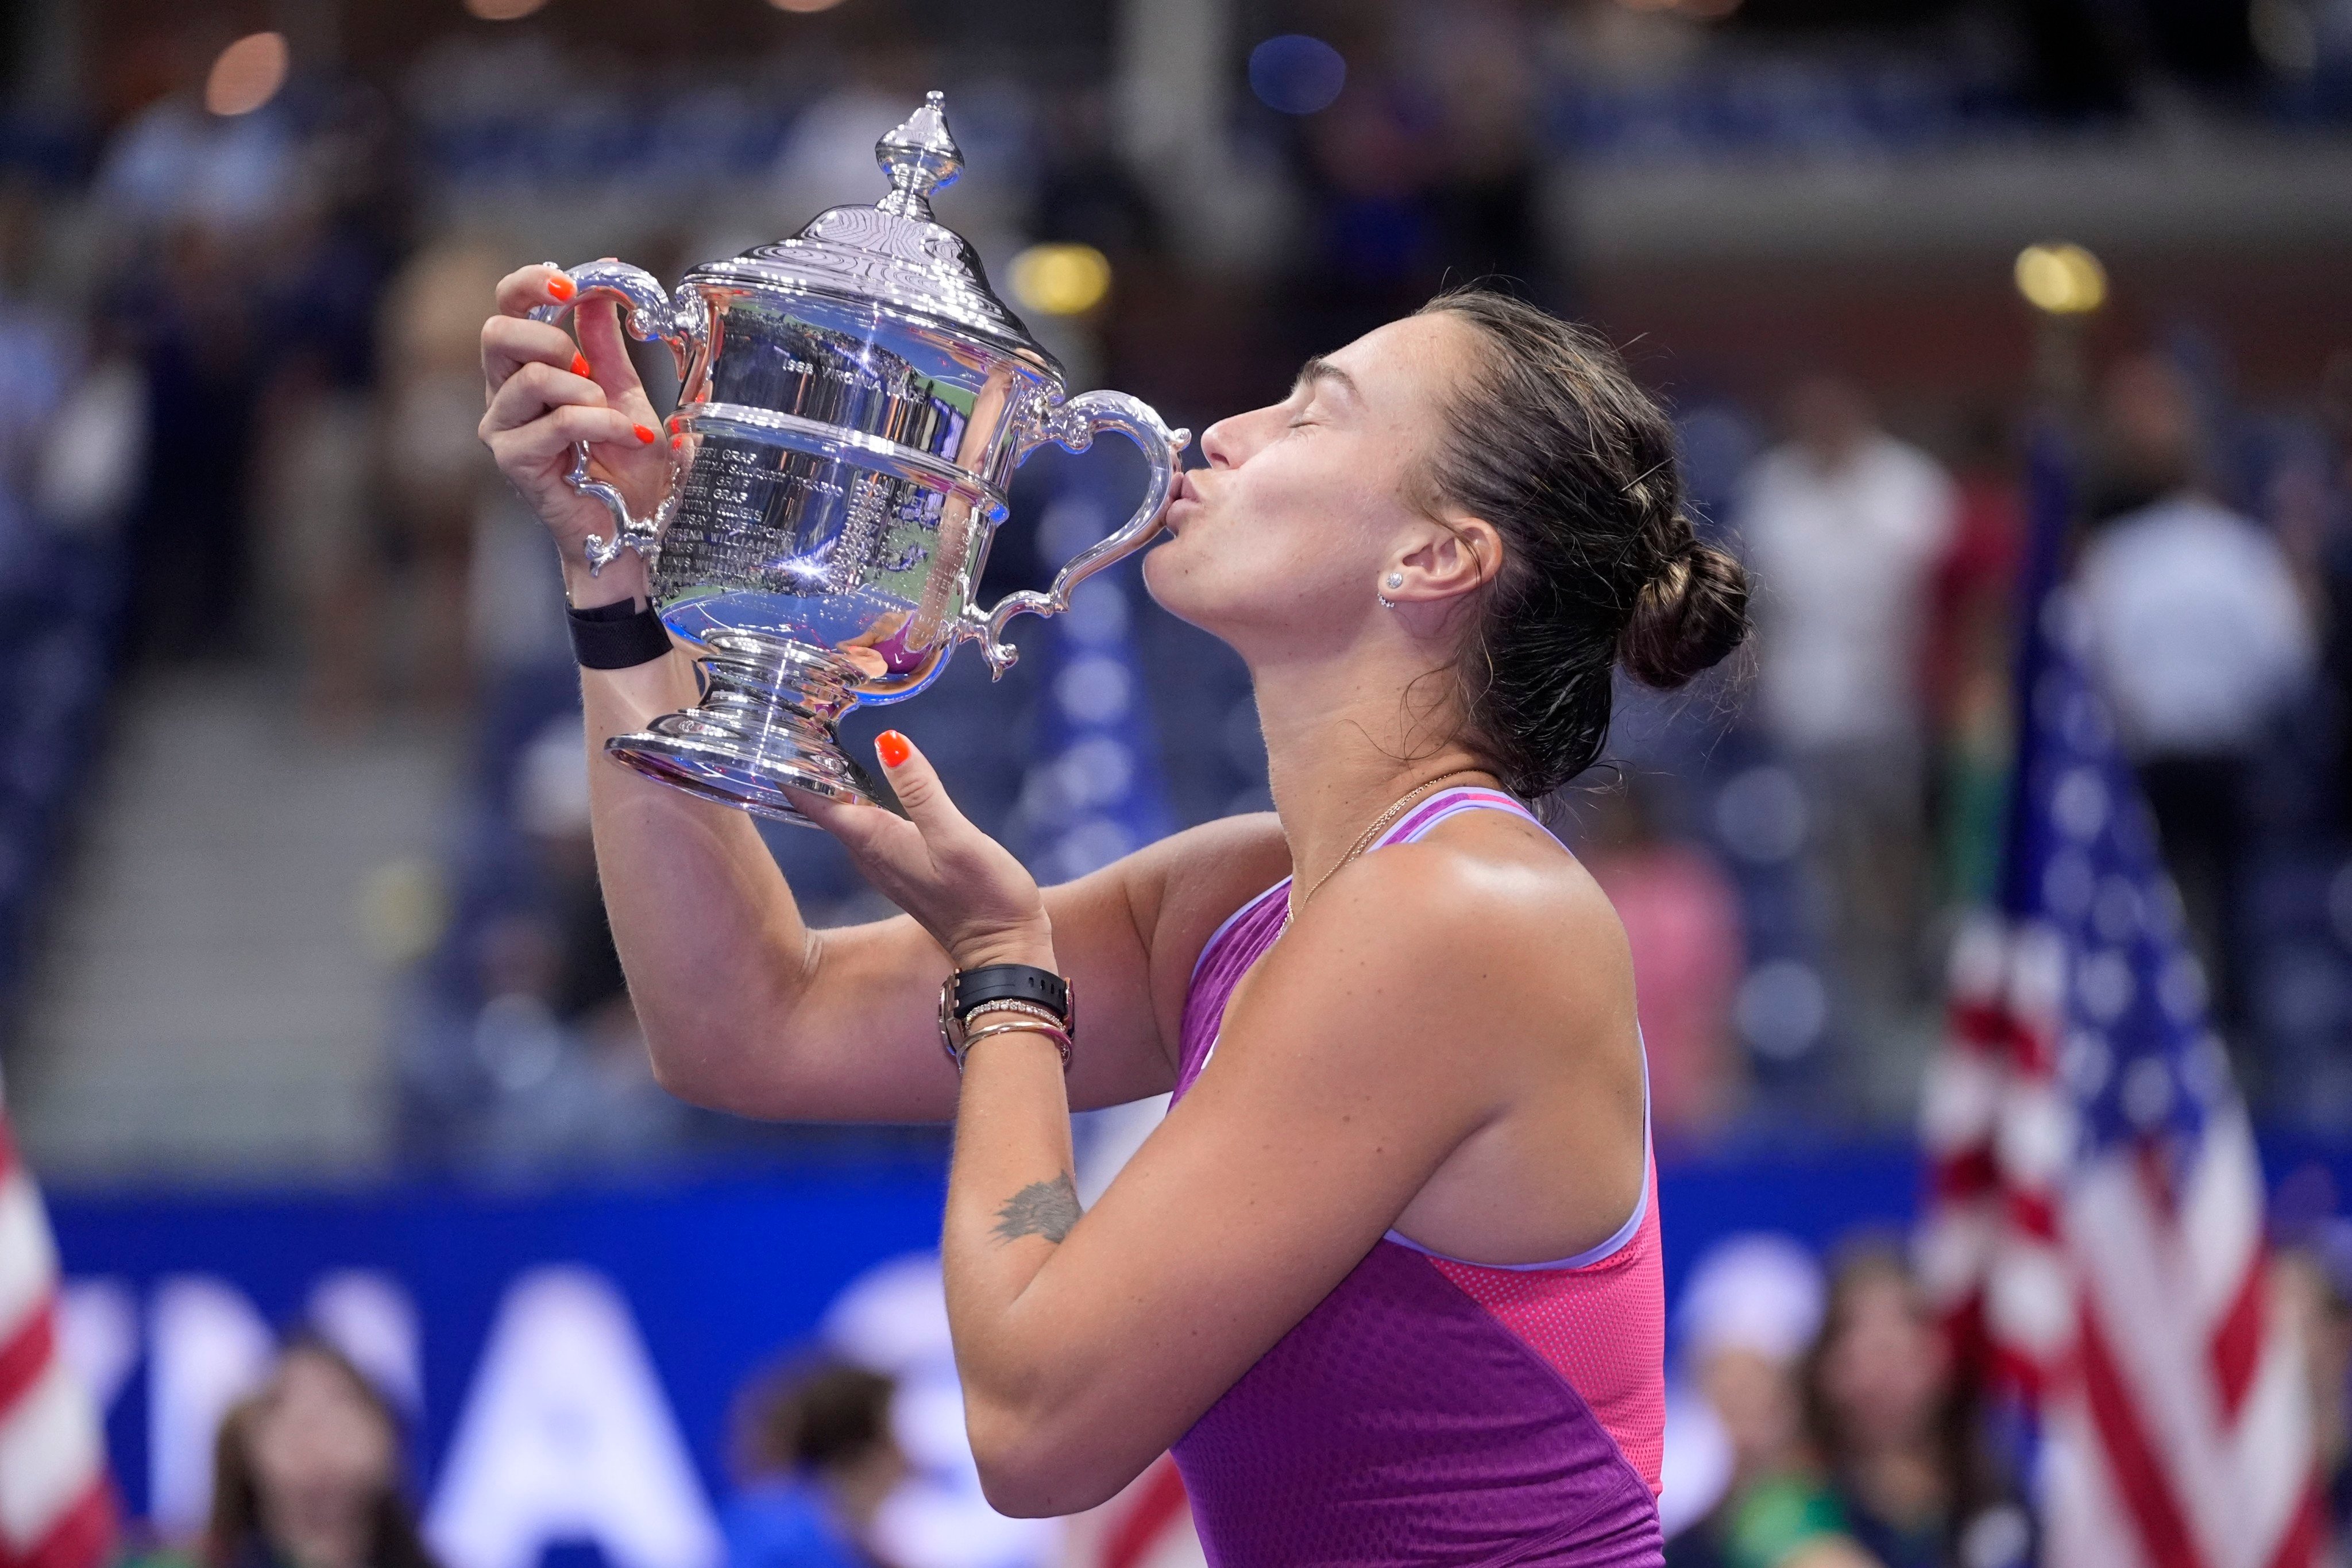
207,1336,437,1568
378,235,509,713
1280,6,1551,361
251,106,404,724
92,49,299,240
1665,1234,1878,1568
2075,354,2315,1032
34,318,148,540
122,218,262,663
724,1357,907,1568
1739,377,1957,1057
1404,0,1557,302
0,184,75,568
1801,1245,2030,1568
1584,785,1747,1137
255,347,376,724
1923,415,2024,910
463,715,686,1172
2270,1235,2352,1544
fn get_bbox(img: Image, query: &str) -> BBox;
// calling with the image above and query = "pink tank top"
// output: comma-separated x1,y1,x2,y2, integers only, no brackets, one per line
1169,787,1665,1565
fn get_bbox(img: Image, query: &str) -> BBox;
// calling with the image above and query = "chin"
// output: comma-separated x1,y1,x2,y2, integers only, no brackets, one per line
1143,550,1319,660
1137,539,1204,627
1144,538,1261,645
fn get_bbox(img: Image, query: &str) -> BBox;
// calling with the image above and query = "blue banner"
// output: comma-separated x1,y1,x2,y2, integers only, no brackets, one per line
53,1137,2351,1562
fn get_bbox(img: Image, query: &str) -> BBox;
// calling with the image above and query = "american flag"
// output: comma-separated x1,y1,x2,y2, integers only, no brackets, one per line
1918,438,2326,1568
0,1107,114,1568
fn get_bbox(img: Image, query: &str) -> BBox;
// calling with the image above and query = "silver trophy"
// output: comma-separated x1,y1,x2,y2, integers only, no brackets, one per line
530,91,1188,826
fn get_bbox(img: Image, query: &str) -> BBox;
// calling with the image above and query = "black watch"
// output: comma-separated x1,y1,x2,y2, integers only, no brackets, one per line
937,963,1075,1059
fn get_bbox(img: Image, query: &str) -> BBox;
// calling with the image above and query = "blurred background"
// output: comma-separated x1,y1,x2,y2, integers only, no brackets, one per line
1,0,2350,1561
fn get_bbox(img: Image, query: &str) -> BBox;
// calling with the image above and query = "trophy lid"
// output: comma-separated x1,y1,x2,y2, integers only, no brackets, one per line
690,91,1060,380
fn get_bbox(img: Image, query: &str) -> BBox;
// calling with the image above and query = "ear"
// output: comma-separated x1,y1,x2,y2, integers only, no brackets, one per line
1399,513,1505,600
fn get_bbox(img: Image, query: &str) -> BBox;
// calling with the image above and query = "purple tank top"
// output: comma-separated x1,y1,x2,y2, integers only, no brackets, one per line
1167,788,1664,1566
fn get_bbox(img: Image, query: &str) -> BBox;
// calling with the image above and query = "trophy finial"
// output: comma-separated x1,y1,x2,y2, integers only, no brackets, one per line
875,90,963,221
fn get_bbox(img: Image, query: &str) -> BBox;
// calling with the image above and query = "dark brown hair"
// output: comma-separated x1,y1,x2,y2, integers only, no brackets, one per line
731,1356,897,1480
207,1335,438,1568
1800,1241,2007,1542
1415,288,1749,797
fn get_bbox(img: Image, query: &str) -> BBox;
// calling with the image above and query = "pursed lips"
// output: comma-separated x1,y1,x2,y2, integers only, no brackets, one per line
1166,467,1202,526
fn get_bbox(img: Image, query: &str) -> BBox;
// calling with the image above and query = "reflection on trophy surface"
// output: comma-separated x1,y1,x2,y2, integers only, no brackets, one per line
530,91,1188,827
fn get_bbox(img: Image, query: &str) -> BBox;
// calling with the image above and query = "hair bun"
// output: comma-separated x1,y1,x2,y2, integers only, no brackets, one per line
1619,537,1749,689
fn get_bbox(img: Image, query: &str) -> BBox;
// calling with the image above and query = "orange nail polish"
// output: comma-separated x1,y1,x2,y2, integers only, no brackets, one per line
632,424,657,445
876,731,912,768
670,433,686,451
546,273,575,302
570,352,590,377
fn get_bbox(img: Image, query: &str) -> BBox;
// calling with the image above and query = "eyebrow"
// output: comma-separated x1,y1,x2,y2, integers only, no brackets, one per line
1293,356,1360,404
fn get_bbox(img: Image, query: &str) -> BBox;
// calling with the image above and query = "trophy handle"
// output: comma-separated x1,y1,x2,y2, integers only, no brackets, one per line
527,260,706,577
968,391,1191,677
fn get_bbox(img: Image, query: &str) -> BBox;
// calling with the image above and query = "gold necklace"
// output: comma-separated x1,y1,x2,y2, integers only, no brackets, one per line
1283,768,1492,930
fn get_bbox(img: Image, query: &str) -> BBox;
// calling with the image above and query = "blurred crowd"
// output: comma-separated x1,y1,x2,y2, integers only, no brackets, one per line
0,0,2349,1175
132,1210,2352,1566
1660,1218,2352,1568
168,1335,916,1568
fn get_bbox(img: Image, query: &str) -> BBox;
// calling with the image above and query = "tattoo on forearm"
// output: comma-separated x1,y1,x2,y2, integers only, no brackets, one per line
991,1172,1081,1244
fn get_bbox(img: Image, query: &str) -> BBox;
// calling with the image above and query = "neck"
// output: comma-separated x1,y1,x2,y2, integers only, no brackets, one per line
1248,638,1497,907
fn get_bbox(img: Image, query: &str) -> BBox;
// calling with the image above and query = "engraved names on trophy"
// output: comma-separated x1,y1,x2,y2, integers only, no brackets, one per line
827,472,891,594
661,438,809,595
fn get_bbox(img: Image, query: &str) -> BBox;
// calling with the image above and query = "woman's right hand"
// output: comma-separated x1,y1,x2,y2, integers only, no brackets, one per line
478,263,673,604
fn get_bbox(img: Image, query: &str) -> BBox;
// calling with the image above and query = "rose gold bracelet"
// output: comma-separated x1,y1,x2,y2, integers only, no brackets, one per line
955,1019,1073,1073
963,999,1071,1034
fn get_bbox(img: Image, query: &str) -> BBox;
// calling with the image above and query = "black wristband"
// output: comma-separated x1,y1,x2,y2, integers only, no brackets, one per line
568,598,673,670
951,964,1072,1028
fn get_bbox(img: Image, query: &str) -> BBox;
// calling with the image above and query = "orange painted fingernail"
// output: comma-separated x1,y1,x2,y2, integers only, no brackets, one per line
570,352,590,377
876,731,912,768
546,273,575,302
670,433,686,451
632,424,656,445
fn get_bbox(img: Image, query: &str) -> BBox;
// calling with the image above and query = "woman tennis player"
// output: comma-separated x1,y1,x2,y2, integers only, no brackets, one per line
480,275,1748,1563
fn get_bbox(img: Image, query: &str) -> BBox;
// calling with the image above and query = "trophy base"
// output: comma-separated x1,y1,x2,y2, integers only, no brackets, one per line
604,629,895,829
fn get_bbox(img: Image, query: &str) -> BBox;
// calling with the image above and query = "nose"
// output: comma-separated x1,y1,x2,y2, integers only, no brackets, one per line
1199,416,1238,469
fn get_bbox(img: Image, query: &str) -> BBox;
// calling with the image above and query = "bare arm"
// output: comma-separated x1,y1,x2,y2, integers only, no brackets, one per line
478,264,1285,1121
623,709,1641,1517
937,838,1639,1515
578,648,1277,1119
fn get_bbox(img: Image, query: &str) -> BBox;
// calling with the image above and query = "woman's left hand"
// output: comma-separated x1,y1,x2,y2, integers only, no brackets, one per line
793,731,1055,970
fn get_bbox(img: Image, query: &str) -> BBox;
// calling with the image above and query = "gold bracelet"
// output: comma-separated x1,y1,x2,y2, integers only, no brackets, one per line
956,1019,1073,1073
963,999,1071,1034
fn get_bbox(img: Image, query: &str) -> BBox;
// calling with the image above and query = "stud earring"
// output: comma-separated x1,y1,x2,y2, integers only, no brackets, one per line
1387,572,1405,588
1377,570,1404,610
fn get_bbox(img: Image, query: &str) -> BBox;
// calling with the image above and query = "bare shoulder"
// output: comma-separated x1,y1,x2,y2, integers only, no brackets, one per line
1277,814,1635,1065
1338,811,1624,951
1214,816,1646,1263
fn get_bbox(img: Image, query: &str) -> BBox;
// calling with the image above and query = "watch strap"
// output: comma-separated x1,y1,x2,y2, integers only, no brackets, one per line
952,964,1072,1028
568,597,673,670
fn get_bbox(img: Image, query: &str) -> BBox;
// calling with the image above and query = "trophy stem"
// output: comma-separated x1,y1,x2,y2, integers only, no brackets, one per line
604,630,886,827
